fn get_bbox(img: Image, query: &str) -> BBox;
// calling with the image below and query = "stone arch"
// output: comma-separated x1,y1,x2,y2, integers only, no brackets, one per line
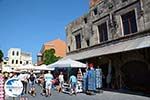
121,60,150,92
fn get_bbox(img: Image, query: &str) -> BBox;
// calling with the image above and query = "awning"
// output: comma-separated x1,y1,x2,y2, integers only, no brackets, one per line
47,58,86,68
65,35,150,60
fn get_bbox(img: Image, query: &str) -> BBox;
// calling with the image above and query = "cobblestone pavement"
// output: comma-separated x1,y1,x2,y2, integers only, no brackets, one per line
5,84,150,100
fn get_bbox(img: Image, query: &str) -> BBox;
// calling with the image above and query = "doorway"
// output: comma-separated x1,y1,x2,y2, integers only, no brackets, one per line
121,60,150,92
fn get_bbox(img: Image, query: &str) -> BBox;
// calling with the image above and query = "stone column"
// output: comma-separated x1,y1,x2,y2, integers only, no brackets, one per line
106,59,112,88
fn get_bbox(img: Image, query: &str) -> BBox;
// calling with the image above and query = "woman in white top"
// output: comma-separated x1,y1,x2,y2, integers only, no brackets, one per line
58,72,64,92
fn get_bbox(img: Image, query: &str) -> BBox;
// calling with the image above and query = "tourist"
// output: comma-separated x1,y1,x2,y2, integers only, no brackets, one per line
44,71,53,97
69,74,77,95
58,72,64,92
28,71,36,96
18,72,29,94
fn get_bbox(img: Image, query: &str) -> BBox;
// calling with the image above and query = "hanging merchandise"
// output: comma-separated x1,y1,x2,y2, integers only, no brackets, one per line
87,69,96,91
82,72,88,92
95,68,102,89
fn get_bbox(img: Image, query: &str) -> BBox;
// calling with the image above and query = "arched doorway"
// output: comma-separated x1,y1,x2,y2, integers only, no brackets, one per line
121,60,150,92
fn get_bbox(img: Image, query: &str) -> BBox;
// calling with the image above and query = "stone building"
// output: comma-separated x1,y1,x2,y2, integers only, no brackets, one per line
65,0,150,93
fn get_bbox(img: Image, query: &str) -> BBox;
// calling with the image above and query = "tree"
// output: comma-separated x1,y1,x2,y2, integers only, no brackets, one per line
43,49,61,65
0,50,3,63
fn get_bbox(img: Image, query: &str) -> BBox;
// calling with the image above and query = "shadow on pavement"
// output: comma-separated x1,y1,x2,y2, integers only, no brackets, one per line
102,88,150,97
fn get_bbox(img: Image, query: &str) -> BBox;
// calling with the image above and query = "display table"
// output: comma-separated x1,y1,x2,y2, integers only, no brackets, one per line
62,83,71,94
62,82,83,94
76,81,83,93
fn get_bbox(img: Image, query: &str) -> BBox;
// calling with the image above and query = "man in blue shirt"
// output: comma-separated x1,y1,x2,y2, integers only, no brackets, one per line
69,74,77,95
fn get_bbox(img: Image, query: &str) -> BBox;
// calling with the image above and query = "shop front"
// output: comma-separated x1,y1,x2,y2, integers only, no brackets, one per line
65,34,150,93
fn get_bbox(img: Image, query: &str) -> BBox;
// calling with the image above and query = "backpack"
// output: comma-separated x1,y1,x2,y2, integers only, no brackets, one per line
29,74,35,81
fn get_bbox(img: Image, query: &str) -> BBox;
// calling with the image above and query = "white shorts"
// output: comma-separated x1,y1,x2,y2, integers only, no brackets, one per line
46,82,52,90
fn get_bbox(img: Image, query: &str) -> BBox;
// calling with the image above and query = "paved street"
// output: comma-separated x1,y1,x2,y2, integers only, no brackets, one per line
5,84,150,100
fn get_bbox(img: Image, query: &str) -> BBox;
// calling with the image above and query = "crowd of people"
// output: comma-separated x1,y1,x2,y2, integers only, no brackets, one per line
3,69,80,97
3,64,103,97
3,70,36,96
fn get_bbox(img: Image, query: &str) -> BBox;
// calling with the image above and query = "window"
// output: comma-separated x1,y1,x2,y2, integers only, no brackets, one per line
12,60,14,64
26,61,29,64
75,34,81,49
37,56,42,62
12,51,15,56
122,0,128,2
98,22,108,42
20,61,22,64
16,51,19,56
84,18,87,24
122,10,137,35
86,40,90,46
68,46,70,52
93,8,98,15
16,60,18,64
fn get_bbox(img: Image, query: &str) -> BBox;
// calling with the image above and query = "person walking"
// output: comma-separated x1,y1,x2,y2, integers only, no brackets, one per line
28,71,36,96
18,72,29,95
69,74,77,95
44,71,53,97
39,71,46,96
58,72,64,92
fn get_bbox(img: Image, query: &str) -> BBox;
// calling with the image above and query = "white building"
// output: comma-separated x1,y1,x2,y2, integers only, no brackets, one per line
6,48,32,67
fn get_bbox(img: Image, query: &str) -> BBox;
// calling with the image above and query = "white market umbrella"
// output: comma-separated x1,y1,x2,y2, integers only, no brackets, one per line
2,65,14,72
35,64,55,71
16,64,36,70
47,58,86,68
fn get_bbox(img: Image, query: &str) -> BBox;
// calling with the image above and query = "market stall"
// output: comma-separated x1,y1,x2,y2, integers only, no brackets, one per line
47,58,86,94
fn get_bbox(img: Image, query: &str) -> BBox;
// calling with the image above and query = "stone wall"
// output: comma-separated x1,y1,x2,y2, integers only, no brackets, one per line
66,0,150,54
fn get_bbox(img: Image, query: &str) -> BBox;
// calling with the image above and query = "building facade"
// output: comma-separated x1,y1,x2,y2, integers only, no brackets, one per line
66,0,150,93
37,39,67,65
4,48,32,67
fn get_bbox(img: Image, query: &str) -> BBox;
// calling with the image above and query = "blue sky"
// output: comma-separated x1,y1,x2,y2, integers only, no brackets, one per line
0,0,89,63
